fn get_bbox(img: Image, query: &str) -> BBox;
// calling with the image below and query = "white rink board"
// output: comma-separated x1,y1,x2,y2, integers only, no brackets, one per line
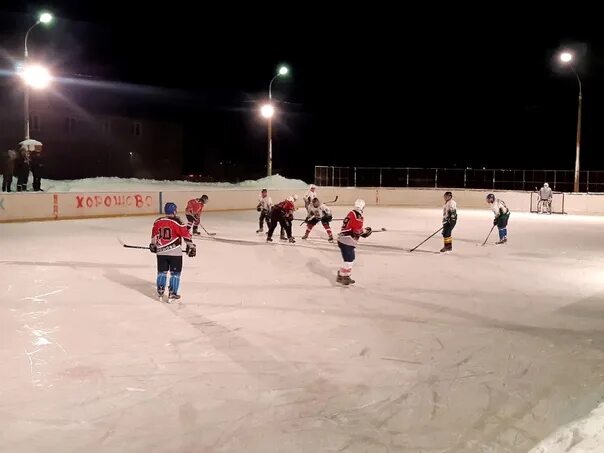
0,192,56,221
6,187,604,222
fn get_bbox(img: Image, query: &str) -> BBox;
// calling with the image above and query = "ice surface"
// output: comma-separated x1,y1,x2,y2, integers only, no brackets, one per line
34,174,309,193
529,401,604,453
2,207,604,452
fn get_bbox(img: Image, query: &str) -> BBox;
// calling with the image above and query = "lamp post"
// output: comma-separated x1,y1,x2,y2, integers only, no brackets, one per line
559,51,582,192
265,65,289,176
23,12,53,140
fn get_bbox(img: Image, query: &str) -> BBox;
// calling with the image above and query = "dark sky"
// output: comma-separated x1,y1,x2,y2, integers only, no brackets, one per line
1,2,603,181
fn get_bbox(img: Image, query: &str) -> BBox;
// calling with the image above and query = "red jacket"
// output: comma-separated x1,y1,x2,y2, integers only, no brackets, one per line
275,200,295,216
185,199,205,216
151,216,192,254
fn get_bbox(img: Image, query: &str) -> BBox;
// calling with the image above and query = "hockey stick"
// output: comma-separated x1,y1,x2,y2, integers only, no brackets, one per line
371,227,387,233
325,196,338,204
481,225,496,246
409,226,443,252
200,225,216,236
122,243,187,253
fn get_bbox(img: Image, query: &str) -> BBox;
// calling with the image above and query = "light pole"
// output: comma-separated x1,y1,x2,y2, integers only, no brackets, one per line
266,65,289,176
559,51,582,192
23,12,53,140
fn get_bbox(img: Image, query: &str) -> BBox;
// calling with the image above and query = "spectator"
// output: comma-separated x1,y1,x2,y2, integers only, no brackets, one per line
30,150,43,191
2,149,17,192
15,146,30,192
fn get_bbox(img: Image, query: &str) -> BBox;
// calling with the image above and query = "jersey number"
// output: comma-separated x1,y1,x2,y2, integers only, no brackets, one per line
161,228,172,240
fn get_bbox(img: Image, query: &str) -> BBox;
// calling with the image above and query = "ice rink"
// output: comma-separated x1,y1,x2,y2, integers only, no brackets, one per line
2,206,604,452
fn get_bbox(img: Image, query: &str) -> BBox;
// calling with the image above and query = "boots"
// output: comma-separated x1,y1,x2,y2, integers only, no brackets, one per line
302,233,309,240
192,226,200,236
336,273,355,285
328,235,334,242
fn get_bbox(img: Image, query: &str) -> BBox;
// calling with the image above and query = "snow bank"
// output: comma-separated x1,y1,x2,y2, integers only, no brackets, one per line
529,402,604,453
39,174,309,193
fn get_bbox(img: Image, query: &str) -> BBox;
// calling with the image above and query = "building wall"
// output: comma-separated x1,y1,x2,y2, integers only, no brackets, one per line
0,87,184,180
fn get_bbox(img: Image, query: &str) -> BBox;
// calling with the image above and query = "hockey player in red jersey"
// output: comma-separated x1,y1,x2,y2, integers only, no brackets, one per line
336,199,372,285
185,194,208,235
266,195,298,243
150,202,196,301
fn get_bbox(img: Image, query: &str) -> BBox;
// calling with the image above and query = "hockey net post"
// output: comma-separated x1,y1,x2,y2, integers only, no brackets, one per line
530,191,566,214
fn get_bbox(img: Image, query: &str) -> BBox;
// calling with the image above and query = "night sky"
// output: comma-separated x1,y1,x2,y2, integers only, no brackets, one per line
1,2,603,181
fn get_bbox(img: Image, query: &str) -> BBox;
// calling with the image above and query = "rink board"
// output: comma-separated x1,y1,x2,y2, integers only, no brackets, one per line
4,188,604,222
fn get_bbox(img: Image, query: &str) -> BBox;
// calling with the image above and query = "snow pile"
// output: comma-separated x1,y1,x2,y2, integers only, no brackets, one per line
40,174,309,193
529,402,604,453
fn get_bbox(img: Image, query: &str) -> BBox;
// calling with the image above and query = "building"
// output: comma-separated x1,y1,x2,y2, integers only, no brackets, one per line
0,79,184,180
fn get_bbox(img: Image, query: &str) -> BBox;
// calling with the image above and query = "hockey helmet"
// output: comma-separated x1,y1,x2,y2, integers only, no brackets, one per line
354,199,366,212
164,202,177,215
444,191,453,200
486,193,495,203
310,184,317,191
312,198,321,207
292,194,299,201
286,196,294,203
543,182,549,188
199,194,209,203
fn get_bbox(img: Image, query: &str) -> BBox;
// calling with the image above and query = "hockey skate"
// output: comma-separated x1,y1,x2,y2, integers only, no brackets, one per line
288,237,296,243
440,245,452,253
336,273,355,285
301,233,309,240
266,237,273,242
256,228,264,234
192,229,201,236
496,238,508,245
280,235,287,241
167,293,181,302
328,236,334,242
157,287,165,298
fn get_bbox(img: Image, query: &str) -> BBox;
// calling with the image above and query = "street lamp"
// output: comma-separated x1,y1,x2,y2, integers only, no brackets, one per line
260,104,274,119
23,11,53,140
266,65,289,176
559,51,582,192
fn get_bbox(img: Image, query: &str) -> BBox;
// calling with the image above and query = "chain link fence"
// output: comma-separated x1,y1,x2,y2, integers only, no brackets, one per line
314,166,604,192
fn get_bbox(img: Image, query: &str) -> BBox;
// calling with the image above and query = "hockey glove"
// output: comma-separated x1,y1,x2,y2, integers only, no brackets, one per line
360,227,372,238
493,218,498,225
186,243,197,257
149,243,158,253
323,214,333,223
257,205,262,212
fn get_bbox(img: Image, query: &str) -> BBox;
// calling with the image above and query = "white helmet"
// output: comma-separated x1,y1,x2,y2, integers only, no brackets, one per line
544,182,549,188
292,194,299,201
354,199,366,212
286,196,294,203
310,184,317,190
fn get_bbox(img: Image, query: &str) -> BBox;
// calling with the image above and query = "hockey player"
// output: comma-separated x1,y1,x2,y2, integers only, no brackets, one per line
304,184,318,212
538,182,553,214
441,191,457,252
150,202,196,301
266,195,297,243
486,193,510,244
302,198,334,242
336,199,372,285
185,194,208,235
256,188,272,233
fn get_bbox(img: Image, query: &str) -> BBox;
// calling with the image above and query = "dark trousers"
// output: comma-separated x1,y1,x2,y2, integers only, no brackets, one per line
259,210,270,229
1,172,12,192
16,163,29,192
157,255,183,273
267,211,292,239
442,221,456,238
338,242,356,263
31,162,42,191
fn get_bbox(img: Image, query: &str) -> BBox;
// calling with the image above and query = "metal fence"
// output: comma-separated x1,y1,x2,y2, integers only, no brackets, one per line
314,166,604,192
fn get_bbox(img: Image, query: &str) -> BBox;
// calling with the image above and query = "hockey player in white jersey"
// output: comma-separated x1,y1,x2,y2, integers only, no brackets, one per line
538,183,553,214
303,184,318,212
441,191,457,252
486,193,510,244
256,188,273,233
302,198,334,242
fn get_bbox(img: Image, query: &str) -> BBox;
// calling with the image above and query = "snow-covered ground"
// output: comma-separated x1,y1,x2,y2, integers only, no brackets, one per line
2,207,604,452
32,174,309,192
